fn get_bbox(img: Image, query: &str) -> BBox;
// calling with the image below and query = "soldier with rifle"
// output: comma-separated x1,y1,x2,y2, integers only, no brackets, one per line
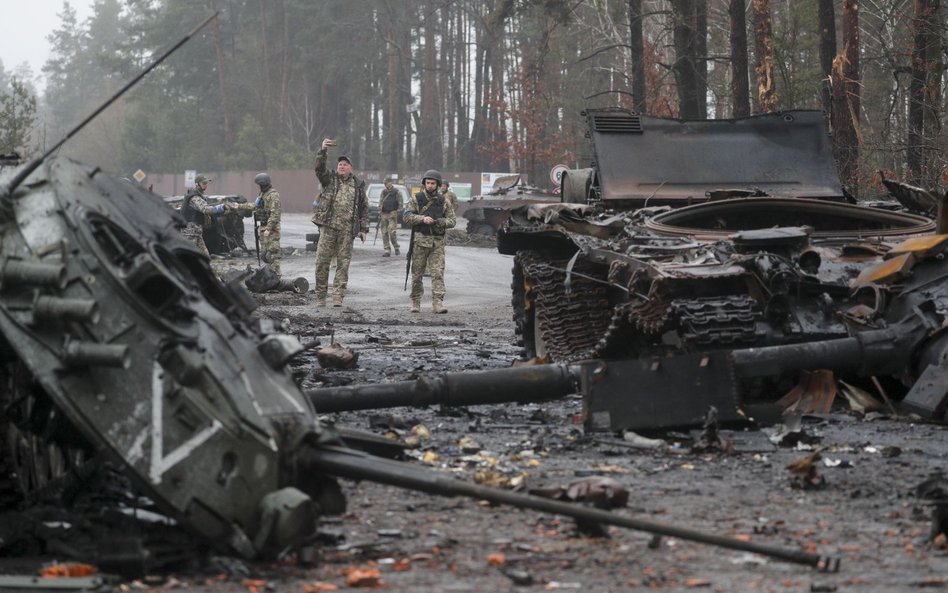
237,173,282,275
378,177,402,257
403,170,455,313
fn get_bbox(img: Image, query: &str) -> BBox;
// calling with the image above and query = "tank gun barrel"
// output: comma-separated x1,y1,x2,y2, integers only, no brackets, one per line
731,319,928,379
302,445,839,571
307,364,578,413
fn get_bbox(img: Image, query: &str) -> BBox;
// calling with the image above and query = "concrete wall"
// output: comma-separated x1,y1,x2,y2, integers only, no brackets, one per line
146,169,491,213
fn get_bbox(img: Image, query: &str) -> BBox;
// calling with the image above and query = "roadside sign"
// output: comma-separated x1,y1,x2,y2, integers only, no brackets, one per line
185,169,196,189
132,169,146,183
550,164,570,186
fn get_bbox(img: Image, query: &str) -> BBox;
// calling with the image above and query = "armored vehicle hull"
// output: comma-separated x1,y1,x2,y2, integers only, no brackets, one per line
498,109,948,425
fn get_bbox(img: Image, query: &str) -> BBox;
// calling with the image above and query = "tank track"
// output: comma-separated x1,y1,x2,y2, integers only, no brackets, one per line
512,252,767,361
512,251,612,361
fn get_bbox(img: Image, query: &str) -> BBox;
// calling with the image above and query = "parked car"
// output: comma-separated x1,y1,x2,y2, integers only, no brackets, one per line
366,183,410,225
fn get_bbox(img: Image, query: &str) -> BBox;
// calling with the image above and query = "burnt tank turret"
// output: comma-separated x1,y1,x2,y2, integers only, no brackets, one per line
0,155,346,556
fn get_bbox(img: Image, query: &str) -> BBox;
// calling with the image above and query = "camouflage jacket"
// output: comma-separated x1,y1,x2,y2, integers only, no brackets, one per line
312,150,369,235
256,187,281,233
404,190,456,240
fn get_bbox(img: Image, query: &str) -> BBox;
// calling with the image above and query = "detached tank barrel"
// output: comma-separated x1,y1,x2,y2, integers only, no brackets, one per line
307,364,577,413
731,323,921,379
303,445,839,571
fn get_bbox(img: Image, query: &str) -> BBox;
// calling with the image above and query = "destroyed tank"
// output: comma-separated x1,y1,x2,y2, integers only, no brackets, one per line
497,109,948,426
0,155,350,556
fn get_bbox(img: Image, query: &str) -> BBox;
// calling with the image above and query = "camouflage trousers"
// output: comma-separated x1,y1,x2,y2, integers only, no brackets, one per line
182,224,210,257
380,211,399,253
314,226,355,299
261,227,281,276
410,236,446,301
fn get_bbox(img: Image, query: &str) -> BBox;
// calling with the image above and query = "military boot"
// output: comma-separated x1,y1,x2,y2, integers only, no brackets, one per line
316,296,327,307
411,299,421,313
432,299,448,314
332,295,343,307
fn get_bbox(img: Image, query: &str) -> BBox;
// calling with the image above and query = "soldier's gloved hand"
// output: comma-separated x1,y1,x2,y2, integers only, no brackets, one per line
255,196,263,207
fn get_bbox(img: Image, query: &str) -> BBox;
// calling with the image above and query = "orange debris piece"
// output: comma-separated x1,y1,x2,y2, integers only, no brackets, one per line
41,563,97,578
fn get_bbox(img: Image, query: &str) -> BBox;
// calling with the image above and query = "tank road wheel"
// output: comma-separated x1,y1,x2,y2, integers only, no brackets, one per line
511,254,538,359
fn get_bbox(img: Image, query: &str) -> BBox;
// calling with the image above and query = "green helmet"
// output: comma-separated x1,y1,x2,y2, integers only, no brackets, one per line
422,169,442,185
254,172,271,187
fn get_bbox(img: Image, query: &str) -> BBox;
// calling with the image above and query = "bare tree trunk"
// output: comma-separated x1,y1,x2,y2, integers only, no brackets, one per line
443,13,455,169
385,17,400,171
695,0,708,116
629,0,646,113
453,9,469,169
729,0,750,117
908,0,941,183
419,0,443,168
833,0,860,194
206,0,233,143
672,0,701,118
751,0,777,112
472,0,515,170
258,0,271,118
277,0,289,121
817,0,836,116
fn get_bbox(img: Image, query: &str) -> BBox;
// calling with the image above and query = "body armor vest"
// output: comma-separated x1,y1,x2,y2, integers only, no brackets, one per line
182,190,204,225
380,188,400,213
414,192,446,236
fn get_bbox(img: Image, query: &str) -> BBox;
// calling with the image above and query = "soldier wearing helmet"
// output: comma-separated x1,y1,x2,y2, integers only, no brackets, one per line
312,138,369,307
181,173,235,257
234,173,282,275
245,173,282,276
404,169,456,313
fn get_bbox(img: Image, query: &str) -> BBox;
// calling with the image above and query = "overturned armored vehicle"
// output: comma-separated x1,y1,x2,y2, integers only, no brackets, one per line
499,109,948,427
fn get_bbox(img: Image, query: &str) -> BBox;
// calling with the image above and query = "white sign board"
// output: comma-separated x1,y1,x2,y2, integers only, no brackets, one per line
132,169,146,183
550,164,570,186
480,172,519,193
184,169,196,189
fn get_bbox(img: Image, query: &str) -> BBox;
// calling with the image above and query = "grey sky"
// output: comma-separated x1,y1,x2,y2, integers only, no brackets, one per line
0,1,94,87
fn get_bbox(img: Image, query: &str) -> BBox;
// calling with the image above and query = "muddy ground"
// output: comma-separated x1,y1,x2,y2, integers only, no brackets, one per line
4,215,947,592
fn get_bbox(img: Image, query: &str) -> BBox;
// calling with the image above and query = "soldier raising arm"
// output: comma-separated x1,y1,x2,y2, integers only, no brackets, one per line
311,138,369,307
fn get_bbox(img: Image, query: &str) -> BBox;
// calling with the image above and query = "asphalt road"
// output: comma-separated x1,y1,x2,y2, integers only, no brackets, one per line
241,213,514,316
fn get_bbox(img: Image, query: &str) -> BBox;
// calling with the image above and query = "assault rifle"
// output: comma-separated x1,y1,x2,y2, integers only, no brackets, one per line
252,211,261,264
404,228,414,290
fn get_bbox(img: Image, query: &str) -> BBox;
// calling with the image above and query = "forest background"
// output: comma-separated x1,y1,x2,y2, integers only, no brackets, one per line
0,0,944,199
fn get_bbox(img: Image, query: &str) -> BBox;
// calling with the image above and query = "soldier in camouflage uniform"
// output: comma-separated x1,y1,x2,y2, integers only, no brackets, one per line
440,180,458,212
405,170,455,314
237,173,282,276
181,174,235,257
378,178,403,257
312,138,368,307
